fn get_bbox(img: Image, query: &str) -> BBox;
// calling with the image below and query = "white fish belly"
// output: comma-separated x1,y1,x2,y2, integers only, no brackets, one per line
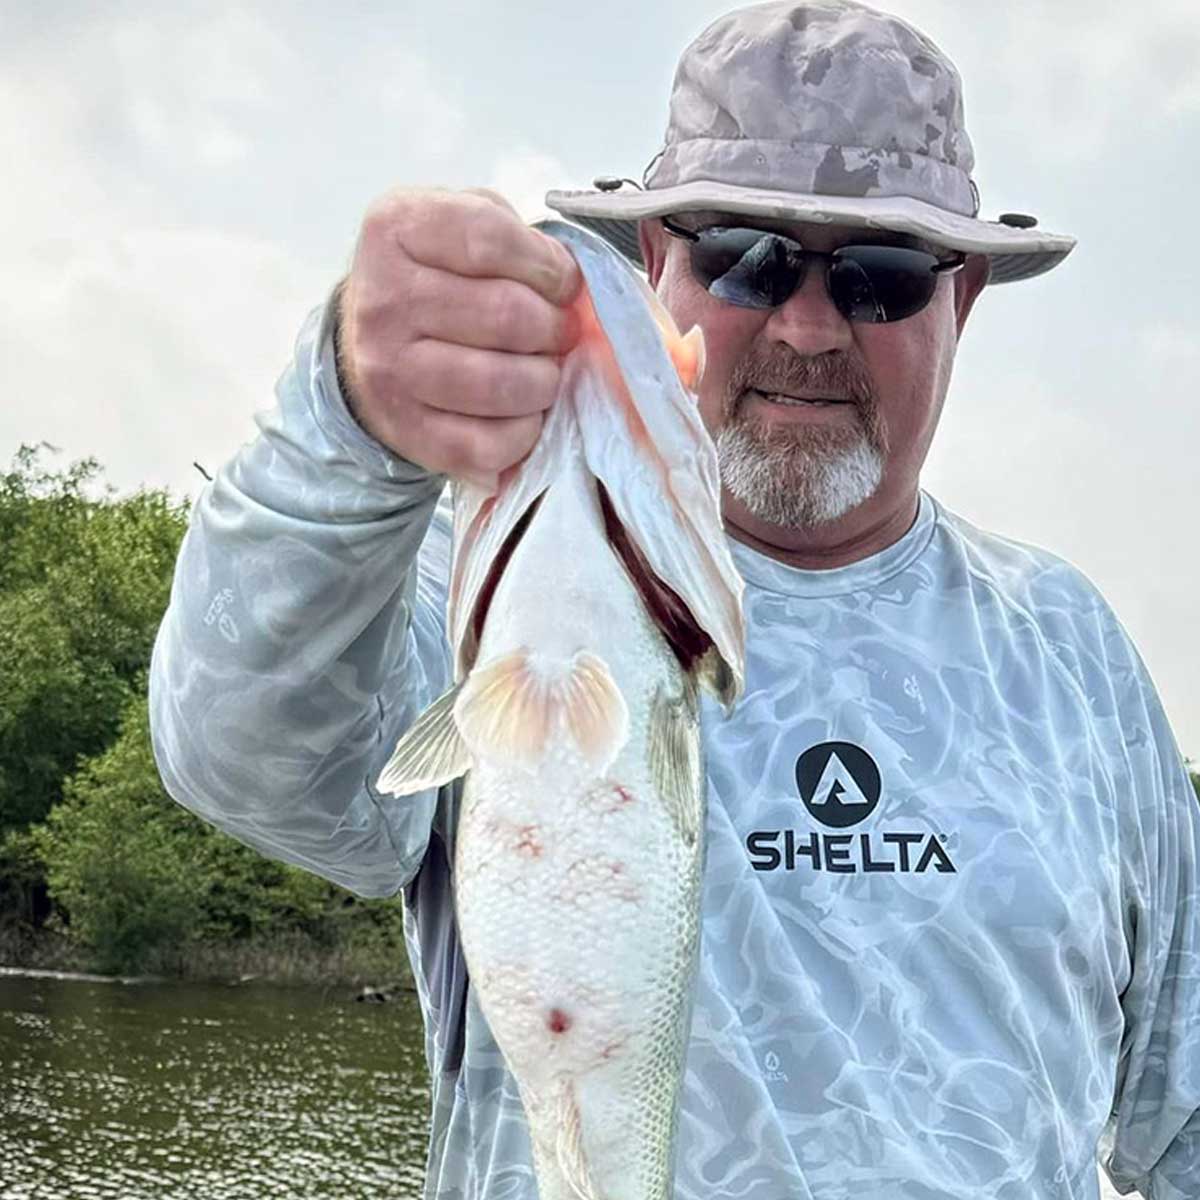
454,577,703,1199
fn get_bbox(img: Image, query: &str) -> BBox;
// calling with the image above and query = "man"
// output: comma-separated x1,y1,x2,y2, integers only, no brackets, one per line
148,2,1200,1198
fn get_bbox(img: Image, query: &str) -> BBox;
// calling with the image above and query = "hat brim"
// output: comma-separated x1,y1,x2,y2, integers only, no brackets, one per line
545,182,1075,285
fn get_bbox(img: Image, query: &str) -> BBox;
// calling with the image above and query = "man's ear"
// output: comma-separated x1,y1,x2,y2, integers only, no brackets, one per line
954,253,990,337
639,219,668,287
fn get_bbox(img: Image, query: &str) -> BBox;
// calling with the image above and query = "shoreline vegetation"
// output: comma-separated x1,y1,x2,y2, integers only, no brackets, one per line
0,447,414,992
3,448,1198,989
0,925,415,991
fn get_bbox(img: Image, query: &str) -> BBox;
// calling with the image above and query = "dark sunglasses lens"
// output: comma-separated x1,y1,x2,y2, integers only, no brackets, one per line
691,229,806,310
829,246,940,323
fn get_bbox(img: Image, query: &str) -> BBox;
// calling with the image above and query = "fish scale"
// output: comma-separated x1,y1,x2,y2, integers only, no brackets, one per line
377,221,745,1199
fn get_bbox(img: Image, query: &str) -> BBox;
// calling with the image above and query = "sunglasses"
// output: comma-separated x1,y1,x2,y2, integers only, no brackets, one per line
662,217,966,323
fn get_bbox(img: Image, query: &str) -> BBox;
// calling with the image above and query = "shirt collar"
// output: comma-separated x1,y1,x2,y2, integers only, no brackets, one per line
727,491,938,598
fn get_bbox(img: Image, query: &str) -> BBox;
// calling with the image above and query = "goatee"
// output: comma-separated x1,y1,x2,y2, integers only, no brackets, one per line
715,344,887,530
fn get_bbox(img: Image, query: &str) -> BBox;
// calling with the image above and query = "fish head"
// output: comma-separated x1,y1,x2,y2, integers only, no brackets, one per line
572,271,707,396
445,221,746,710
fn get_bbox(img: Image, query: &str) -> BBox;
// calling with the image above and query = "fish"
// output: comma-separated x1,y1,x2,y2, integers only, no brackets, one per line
376,219,746,1200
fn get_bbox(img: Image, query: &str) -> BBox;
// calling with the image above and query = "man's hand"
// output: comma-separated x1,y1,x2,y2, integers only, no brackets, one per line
335,187,582,485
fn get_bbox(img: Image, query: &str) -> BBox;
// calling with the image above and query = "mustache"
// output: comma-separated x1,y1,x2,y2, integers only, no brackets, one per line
725,345,877,416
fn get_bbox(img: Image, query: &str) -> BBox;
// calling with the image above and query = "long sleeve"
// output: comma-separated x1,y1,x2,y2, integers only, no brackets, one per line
1098,619,1200,1200
148,293,453,898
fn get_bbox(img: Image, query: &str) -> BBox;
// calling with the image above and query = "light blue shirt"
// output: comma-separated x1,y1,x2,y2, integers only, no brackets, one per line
149,297,1200,1200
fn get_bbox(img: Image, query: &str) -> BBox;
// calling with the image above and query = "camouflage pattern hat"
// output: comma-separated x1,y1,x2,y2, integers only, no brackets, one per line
546,0,1075,284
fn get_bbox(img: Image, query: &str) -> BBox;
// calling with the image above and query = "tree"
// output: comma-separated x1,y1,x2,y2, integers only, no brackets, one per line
36,694,202,972
0,445,188,838
0,446,188,936
37,693,406,975
2,448,406,977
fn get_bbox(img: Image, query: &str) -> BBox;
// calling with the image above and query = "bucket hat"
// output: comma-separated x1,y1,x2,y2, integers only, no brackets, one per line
546,0,1074,284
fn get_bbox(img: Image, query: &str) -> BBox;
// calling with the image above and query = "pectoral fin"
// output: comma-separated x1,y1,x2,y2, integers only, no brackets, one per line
375,682,471,796
649,684,702,846
669,324,706,392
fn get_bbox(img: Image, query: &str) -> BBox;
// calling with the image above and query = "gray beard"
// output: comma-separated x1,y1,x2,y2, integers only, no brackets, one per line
716,412,884,530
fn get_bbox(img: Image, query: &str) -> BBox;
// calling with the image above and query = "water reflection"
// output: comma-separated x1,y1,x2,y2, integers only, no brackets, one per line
0,975,430,1199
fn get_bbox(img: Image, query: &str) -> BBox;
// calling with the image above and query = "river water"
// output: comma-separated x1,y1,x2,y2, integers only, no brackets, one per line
0,972,1125,1199
0,972,430,1199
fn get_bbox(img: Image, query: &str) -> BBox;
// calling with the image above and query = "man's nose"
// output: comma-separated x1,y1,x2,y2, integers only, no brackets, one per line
763,266,854,356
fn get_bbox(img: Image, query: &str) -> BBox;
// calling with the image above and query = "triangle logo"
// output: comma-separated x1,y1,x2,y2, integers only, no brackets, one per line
810,752,871,808
795,741,882,829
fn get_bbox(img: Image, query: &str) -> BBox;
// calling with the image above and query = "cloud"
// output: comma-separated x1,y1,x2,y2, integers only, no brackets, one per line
83,8,290,175
2,7,327,501
109,7,294,170
369,47,470,163
1,6,523,509
894,0,1200,166
0,227,326,502
925,370,1120,533
487,146,581,222
0,73,111,242
1138,323,1200,364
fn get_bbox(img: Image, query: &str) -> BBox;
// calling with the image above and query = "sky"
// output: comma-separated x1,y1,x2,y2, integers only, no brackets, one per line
4,0,1198,762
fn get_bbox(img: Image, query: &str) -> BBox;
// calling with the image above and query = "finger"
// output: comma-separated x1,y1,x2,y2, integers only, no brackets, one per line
387,191,581,305
410,407,544,478
460,187,521,217
406,265,578,355
401,339,562,419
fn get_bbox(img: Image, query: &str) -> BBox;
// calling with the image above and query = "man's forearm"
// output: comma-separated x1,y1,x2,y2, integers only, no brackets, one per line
148,293,451,897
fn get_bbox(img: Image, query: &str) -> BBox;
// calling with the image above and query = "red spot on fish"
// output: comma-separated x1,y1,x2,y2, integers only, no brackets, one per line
584,781,637,814
514,826,542,858
548,1008,571,1034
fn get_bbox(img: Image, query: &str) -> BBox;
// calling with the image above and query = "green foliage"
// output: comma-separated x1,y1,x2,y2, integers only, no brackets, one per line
0,826,45,931
35,695,201,972
37,693,405,976
0,445,188,836
1,447,406,979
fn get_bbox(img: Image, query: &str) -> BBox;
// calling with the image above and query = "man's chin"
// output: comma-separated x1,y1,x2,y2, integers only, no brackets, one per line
715,424,885,531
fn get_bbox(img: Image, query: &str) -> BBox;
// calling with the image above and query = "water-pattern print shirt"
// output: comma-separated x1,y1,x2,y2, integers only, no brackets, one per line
149,299,1200,1200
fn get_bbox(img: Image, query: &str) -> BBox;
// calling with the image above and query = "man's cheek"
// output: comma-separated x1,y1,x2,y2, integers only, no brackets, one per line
696,388,725,438
689,333,730,422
